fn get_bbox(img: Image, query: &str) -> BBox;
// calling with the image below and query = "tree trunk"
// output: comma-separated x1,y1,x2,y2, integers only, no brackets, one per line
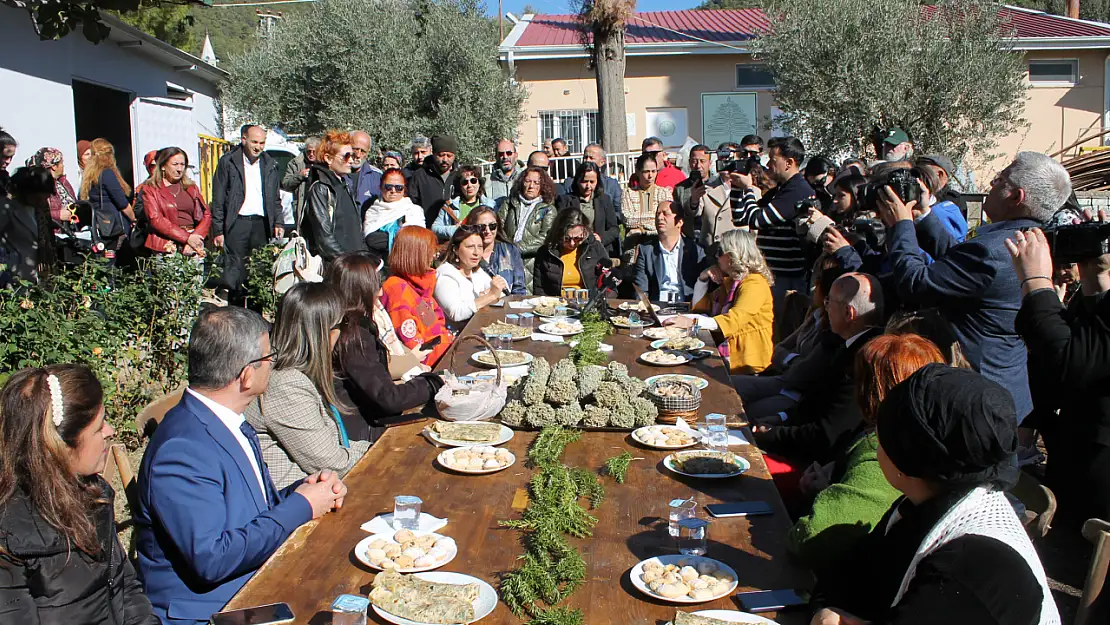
594,25,628,154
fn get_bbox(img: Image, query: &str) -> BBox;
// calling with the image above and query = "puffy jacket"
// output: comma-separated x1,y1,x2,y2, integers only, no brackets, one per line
532,237,607,297
498,195,555,289
555,193,620,258
304,164,367,261
431,195,495,241
141,182,211,254
380,272,454,366
0,480,159,625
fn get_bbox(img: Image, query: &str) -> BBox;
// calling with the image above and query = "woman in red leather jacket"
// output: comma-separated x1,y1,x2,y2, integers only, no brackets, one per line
140,147,211,257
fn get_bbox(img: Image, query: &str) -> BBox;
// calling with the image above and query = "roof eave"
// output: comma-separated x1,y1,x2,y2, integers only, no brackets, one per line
99,12,229,85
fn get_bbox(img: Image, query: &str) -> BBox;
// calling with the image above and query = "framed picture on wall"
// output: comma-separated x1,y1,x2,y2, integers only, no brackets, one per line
701,92,757,148
645,108,688,148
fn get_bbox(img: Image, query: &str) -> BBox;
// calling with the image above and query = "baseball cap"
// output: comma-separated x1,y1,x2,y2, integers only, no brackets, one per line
882,128,911,145
917,154,955,175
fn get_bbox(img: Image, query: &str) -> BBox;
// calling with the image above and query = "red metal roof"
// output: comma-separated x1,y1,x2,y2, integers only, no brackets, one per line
511,7,1110,48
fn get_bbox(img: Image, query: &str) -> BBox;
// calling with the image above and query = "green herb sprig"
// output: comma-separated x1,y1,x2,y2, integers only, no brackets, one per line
603,451,634,484
569,310,610,367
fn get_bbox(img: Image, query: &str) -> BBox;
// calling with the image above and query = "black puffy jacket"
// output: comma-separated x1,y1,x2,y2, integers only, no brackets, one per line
304,164,367,262
0,479,158,625
532,237,608,297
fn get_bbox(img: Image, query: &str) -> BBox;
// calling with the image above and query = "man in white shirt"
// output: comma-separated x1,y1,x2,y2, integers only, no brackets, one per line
632,201,705,303
211,124,284,304
135,307,345,625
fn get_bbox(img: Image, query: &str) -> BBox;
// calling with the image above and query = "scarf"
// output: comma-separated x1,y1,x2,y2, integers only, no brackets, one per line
513,194,543,243
406,270,438,299
363,197,420,236
373,304,407,357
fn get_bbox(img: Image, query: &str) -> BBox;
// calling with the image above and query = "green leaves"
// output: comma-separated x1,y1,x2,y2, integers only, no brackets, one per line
603,450,633,484
569,311,609,367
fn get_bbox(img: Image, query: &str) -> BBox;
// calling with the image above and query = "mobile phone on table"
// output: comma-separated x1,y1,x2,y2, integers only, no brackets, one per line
735,589,807,613
421,335,443,349
210,603,294,625
705,501,774,518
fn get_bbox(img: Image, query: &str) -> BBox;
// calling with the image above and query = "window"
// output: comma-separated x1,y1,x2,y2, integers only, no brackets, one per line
538,110,598,152
736,63,775,90
1028,59,1078,86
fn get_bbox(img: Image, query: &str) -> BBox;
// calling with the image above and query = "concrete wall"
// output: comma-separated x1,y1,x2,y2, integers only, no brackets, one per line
0,6,220,188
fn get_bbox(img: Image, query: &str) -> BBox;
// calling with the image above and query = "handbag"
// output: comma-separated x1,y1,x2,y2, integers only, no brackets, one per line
95,183,126,240
273,235,323,294
434,335,507,421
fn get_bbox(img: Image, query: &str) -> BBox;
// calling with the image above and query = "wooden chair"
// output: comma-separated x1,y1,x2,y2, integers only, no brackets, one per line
135,385,184,440
1076,518,1110,625
1012,470,1057,539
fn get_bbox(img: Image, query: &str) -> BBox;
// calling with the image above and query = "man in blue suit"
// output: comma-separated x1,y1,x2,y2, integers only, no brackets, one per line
632,201,705,303
134,307,347,624
879,151,1072,423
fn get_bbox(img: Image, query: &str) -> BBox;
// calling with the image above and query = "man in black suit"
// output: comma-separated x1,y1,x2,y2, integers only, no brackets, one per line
211,124,282,304
632,201,704,303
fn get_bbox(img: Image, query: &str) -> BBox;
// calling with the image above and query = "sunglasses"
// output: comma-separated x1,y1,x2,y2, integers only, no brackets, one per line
564,234,587,243
382,184,405,192
474,223,498,232
339,152,355,161
462,177,479,185
497,151,515,157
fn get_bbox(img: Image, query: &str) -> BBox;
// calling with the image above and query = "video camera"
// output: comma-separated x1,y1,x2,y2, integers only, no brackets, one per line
860,168,921,214
1043,222,1110,264
717,149,761,175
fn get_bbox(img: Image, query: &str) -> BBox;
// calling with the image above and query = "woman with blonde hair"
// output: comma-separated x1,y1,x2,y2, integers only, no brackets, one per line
79,138,134,262
664,228,775,374
245,282,371,487
141,147,211,257
0,364,159,623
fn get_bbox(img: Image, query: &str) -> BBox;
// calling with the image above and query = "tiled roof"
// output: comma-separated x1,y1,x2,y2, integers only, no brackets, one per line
510,6,1110,48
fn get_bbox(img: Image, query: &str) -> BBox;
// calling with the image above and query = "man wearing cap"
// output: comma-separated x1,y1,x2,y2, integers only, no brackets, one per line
408,135,458,225
880,128,914,162
916,154,968,219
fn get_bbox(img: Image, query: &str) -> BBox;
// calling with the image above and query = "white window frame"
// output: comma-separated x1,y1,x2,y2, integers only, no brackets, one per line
536,109,599,151
735,63,776,90
1028,59,1079,87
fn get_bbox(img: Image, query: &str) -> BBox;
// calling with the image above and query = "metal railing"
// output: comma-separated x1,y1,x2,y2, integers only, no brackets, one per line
198,134,232,203
478,152,640,185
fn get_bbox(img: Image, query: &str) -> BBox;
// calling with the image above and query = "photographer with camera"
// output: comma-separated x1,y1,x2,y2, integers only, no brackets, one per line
880,152,1072,423
728,137,816,305
694,143,744,251
804,156,838,213
673,144,711,237
1008,214,1110,525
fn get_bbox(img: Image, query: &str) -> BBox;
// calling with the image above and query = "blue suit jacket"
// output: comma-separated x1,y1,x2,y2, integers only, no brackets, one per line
888,213,1037,421
347,163,382,213
632,235,705,302
134,391,312,625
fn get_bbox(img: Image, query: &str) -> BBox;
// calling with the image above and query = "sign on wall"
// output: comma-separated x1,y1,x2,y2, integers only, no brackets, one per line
701,92,757,147
646,108,688,148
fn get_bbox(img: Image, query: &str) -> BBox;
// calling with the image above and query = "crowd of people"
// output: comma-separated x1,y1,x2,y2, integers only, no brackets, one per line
1,119,1108,625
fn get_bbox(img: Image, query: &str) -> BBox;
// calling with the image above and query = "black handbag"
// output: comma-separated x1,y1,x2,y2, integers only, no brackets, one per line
95,185,126,241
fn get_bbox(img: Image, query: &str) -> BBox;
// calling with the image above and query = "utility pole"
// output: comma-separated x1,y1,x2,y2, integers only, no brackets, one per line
499,0,503,41
256,9,284,38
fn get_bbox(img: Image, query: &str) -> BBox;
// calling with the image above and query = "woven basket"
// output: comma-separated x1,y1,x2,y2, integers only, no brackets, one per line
647,379,701,424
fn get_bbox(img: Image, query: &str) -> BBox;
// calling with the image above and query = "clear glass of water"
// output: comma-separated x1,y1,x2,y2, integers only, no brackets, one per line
705,413,728,452
678,517,709,556
393,495,422,530
628,311,643,338
520,313,534,332
500,333,513,352
576,288,589,308
669,498,697,538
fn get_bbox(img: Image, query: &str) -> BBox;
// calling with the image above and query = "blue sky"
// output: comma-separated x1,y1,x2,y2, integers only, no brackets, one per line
489,0,703,18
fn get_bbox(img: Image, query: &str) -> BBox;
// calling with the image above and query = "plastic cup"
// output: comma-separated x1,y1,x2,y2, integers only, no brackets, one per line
628,311,643,338
669,498,697,538
678,517,709,556
393,495,422,530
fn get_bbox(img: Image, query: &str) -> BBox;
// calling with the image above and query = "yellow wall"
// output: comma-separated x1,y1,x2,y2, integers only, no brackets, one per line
511,48,1110,185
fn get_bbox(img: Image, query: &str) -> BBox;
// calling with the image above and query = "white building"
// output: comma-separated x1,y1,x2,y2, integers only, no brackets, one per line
0,8,227,188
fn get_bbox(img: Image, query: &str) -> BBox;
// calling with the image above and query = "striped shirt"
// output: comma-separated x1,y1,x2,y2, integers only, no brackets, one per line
729,173,815,278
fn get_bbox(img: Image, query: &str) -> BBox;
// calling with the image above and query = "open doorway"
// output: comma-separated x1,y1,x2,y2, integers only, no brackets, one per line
72,79,135,185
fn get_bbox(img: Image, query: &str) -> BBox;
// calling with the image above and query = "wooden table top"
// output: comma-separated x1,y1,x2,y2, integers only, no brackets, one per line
224,300,811,624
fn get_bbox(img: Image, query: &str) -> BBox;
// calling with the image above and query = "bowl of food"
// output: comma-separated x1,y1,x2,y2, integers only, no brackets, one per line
647,378,701,423
664,450,750,478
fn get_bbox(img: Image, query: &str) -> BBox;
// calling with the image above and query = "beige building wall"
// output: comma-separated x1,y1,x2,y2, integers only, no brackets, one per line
511,48,1109,185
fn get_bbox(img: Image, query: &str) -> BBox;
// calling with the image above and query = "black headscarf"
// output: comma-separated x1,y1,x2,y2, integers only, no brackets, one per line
876,363,1019,490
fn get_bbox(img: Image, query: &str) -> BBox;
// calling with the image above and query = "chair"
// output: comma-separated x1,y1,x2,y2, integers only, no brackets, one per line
1076,518,1110,625
1012,470,1057,539
135,385,185,440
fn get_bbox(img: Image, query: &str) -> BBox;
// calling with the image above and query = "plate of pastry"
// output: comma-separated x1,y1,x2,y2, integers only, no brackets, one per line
354,530,457,573
370,569,497,625
436,446,516,474
630,555,738,604
423,421,513,447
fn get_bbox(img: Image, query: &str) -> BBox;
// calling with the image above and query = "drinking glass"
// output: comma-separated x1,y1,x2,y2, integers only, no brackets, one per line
669,498,697,538
575,288,589,309
705,413,728,452
678,517,709,556
506,313,520,328
628,311,643,339
555,306,572,320
520,313,534,332
500,333,514,352
393,495,422,530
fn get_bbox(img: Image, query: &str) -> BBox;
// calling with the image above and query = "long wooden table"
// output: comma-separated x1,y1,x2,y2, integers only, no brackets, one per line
225,300,811,624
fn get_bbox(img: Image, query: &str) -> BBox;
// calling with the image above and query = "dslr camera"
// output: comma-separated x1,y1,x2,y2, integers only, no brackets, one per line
794,198,834,244
717,149,761,175
861,168,921,213
1042,222,1110,264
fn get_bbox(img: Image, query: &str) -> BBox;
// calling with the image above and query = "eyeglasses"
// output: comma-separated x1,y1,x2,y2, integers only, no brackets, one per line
823,296,850,308
339,152,355,161
240,351,276,374
474,223,498,233
382,184,405,192
497,151,515,157
462,177,479,185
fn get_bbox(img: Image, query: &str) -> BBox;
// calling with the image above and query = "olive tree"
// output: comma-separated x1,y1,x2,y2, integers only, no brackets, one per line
753,0,1027,164
223,0,526,162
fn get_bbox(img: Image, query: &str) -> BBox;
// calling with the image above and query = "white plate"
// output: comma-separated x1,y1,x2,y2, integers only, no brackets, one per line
632,425,701,450
423,423,514,447
645,374,710,391
644,326,690,340
618,301,661,312
480,329,532,342
664,451,751,479
535,309,579,320
436,447,516,474
640,350,694,367
650,338,707,351
678,610,780,624
521,296,566,308
538,321,584,336
470,350,533,368
371,571,498,625
611,316,655,328
630,555,739,604
354,531,457,573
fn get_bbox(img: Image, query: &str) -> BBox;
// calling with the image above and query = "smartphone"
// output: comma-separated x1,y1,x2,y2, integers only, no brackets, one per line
705,501,774,518
736,589,807,613
421,335,443,349
210,603,295,625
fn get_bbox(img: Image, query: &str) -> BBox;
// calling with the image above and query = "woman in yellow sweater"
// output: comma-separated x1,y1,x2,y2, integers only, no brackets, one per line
664,229,774,374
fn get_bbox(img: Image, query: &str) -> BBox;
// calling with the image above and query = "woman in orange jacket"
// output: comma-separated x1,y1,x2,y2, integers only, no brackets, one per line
379,226,454,367
664,229,774,375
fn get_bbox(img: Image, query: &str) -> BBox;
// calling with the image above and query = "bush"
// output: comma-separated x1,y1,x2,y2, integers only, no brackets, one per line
246,244,280,320
0,255,205,448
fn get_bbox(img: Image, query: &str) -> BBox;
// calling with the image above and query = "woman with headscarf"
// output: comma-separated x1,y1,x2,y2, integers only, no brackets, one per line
25,148,77,226
811,365,1059,625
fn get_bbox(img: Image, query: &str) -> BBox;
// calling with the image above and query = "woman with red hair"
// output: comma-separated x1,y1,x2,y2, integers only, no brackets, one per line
303,130,366,261
788,333,945,570
380,226,453,366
